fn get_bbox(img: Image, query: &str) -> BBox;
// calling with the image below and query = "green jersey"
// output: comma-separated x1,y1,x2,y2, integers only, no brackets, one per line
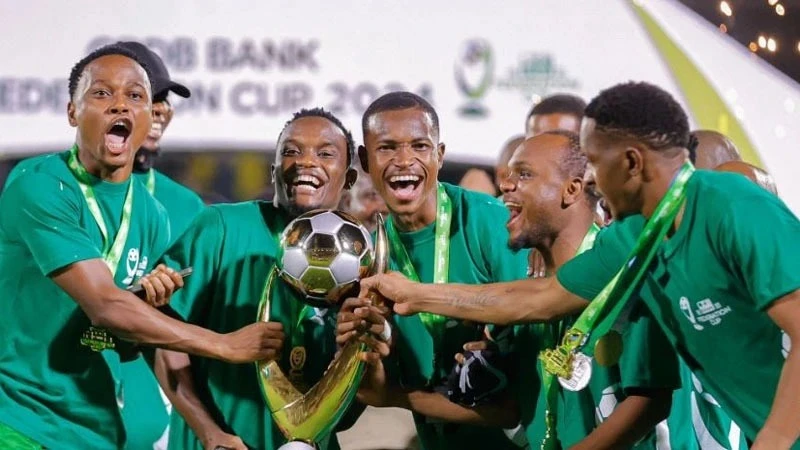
0,150,171,449
389,183,530,450
664,358,748,450
133,169,205,241
122,169,204,450
161,201,359,450
513,229,679,450
557,170,800,447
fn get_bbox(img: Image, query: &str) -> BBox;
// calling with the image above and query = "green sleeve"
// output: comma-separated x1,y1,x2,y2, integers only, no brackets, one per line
716,195,800,311
0,172,100,275
618,305,680,392
159,206,225,324
556,217,641,300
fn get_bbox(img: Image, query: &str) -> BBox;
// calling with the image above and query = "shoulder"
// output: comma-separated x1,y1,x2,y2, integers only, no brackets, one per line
5,151,75,190
153,170,204,206
443,182,508,220
690,170,790,226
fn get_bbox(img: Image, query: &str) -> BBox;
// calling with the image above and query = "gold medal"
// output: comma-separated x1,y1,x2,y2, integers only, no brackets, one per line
594,331,623,367
80,326,116,351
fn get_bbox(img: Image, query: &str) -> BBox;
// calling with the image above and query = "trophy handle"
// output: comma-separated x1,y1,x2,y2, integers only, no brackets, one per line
256,213,390,444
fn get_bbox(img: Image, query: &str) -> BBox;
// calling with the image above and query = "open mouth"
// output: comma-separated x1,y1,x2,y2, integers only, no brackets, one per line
146,122,163,141
387,174,423,201
504,200,523,229
290,174,324,195
105,119,132,155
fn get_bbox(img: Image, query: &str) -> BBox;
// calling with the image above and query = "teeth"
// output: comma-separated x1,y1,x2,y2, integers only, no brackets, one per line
504,201,521,209
389,175,421,183
113,120,128,130
294,175,321,187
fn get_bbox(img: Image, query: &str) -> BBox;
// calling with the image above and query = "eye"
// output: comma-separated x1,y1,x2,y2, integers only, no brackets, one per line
377,144,394,152
318,149,336,158
519,170,533,180
281,147,300,156
129,91,144,101
412,143,430,151
93,90,110,97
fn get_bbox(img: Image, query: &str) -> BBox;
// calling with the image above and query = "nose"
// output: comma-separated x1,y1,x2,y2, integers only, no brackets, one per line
107,92,130,115
499,174,516,194
296,150,318,168
393,143,415,168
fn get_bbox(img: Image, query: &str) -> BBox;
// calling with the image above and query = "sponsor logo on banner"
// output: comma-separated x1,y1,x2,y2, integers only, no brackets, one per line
496,53,579,103
454,39,494,117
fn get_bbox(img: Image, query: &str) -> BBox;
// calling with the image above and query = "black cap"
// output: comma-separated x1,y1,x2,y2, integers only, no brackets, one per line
117,41,190,102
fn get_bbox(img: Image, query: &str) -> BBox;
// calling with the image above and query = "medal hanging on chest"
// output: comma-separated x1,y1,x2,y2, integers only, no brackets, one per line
67,146,135,352
386,184,453,381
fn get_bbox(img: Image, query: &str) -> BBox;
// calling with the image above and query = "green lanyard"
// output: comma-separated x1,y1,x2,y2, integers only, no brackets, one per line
68,145,135,352
537,223,600,450
146,169,155,195
385,183,452,338
66,145,134,276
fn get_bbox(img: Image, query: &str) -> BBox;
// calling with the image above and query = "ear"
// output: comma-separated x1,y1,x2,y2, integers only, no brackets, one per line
270,163,278,187
358,145,369,173
436,143,446,169
562,177,584,207
624,146,644,177
344,168,357,190
67,101,78,127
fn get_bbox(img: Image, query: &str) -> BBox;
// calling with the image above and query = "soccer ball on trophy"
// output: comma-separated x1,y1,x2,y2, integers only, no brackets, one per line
277,209,374,308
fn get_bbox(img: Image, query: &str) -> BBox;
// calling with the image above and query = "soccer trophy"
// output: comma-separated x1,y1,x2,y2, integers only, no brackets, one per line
255,210,389,450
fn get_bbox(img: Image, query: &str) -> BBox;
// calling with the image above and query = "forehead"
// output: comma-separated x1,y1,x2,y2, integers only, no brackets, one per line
365,107,436,139
281,116,347,147
82,54,149,87
510,135,564,168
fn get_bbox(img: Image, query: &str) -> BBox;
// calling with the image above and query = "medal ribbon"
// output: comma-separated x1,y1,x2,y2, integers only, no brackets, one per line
67,145,135,352
146,169,155,195
540,161,694,382
537,223,600,450
67,145,134,275
385,183,452,344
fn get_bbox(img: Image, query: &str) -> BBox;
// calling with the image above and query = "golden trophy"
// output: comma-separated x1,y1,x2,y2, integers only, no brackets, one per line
256,210,389,449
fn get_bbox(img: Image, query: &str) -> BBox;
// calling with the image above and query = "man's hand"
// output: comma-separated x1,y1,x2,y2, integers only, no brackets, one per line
136,264,185,307
202,431,246,450
218,322,285,364
336,297,391,363
358,272,420,315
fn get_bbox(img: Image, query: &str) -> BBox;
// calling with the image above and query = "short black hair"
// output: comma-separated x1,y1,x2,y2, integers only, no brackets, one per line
68,44,153,100
276,107,355,166
526,94,586,122
362,91,439,140
584,81,691,151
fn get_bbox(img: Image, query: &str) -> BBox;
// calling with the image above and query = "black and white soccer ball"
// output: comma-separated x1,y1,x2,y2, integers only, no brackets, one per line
277,209,374,308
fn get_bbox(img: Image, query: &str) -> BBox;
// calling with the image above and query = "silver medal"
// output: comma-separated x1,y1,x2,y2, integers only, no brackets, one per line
558,352,593,391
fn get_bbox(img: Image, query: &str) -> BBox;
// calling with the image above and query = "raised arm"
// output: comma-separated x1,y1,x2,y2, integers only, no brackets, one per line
359,272,588,325
51,259,282,363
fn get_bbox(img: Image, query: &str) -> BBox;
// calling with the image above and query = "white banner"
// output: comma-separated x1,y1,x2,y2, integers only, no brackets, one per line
0,0,681,165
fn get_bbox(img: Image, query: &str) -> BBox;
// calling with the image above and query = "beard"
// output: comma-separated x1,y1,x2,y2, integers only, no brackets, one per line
508,231,536,252
132,146,161,173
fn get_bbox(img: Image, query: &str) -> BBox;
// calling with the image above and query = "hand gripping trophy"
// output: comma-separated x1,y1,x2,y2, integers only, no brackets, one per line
255,209,389,450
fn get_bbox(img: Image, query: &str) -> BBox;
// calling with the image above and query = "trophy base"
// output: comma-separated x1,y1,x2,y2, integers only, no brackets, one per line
278,441,317,450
